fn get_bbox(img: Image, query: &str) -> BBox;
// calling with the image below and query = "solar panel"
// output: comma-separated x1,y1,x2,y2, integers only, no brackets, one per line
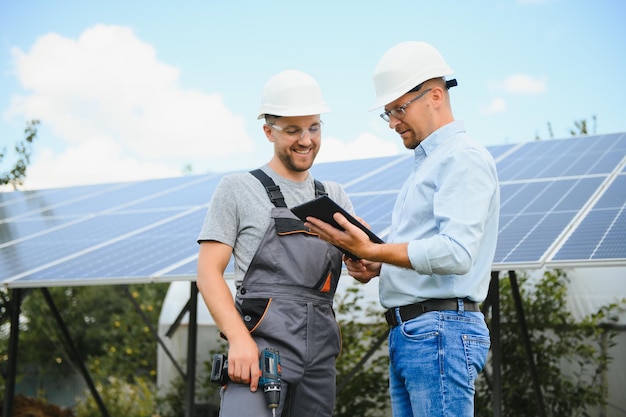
1,133,625,288
1,173,224,287
549,173,626,266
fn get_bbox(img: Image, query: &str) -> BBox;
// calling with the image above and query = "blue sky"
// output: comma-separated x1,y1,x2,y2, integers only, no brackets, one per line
1,0,625,189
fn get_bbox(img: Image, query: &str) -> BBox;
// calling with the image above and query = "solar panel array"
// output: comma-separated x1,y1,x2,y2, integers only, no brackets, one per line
1,133,625,288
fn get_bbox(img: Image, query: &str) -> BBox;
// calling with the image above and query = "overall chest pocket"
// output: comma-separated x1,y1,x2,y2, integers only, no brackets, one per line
271,217,341,292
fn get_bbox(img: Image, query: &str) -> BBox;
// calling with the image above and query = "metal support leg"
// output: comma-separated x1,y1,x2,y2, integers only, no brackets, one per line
184,282,199,417
488,271,501,417
508,270,546,417
2,288,22,417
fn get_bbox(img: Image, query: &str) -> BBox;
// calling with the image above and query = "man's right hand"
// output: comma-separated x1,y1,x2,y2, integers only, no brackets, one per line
226,334,261,392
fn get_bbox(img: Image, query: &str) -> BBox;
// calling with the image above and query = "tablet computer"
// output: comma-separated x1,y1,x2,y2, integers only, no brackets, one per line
291,196,384,259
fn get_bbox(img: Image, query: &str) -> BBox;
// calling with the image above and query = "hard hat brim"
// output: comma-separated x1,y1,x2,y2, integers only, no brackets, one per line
257,104,331,120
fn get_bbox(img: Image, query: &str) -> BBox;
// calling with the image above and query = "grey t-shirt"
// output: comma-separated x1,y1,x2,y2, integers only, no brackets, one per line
197,164,353,286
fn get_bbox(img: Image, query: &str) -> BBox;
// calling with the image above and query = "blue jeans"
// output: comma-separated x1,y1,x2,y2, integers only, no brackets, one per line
388,306,490,417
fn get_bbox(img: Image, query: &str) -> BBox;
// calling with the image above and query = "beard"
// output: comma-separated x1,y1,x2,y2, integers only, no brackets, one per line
277,146,318,173
401,133,421,150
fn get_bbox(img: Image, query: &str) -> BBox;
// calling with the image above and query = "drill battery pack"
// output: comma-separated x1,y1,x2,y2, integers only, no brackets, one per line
210,353,228,385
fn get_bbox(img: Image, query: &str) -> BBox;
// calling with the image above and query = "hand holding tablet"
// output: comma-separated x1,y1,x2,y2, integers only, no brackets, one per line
291,196,384,259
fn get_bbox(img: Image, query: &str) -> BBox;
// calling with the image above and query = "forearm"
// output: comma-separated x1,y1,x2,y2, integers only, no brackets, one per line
365,241,412,269
197,273,250,342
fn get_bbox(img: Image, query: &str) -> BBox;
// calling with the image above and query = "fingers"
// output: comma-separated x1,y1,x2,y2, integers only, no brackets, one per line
249,359,260,392
227,343,261,391
344,257,380,283
348,266,373,283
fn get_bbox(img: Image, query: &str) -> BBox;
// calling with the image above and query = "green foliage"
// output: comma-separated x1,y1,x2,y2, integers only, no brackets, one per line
569,116,597,137
74,376,155,417
476,269,623,417
154,376,186,417
0,119,39,189
152,342,224,417
155,366,222,417
334,284,390,417
85,285,168,382
0,283,169,399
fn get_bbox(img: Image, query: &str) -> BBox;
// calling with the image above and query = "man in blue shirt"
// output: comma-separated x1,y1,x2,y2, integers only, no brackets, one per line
306,41,500,417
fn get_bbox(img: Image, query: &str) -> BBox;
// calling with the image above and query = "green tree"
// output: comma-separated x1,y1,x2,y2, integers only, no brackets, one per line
0,119,39,190
476,270,623,417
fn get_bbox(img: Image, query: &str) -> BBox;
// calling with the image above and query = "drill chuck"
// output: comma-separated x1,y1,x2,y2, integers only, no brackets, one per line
263,382,280,408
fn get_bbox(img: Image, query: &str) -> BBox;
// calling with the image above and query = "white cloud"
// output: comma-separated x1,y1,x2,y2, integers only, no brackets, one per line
23,137,182,189
316,133,399,163
482,97,507,115
6,24,253,188
489,74,547,95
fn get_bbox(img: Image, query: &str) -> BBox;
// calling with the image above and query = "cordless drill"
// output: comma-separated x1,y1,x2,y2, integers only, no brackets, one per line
211,347,282,416
259,347,281,416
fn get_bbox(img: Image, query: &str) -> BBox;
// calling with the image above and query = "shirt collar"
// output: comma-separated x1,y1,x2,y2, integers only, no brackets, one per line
414,120,466,157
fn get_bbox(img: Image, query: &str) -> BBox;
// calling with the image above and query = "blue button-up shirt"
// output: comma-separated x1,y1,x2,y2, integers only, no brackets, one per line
379,121,500,308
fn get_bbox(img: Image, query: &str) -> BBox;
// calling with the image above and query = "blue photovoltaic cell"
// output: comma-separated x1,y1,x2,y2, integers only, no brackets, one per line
0,217,77,244
310,156,399,185
494,176,603,264
167,259,202,276
495,133,626,182
499,212,574,263
349,193,397,238
1,133,625,287
593,175,626,209
0,184,112,219
552,174,626,261
0,210,183,280
552,211,614,260
125,174,224,210
345,156,413,193
486,144,517,160
22,210,205,282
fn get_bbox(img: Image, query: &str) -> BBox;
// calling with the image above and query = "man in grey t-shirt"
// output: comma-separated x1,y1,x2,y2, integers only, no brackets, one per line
197,70,352,417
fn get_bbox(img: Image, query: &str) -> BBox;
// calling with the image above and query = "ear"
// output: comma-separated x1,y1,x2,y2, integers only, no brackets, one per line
429,86,444,105
263,124,275,142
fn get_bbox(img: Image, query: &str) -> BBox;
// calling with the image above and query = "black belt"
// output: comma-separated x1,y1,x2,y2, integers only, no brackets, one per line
384,298,480,327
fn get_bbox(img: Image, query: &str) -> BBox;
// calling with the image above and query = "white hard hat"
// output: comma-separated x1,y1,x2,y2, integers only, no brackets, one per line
371,41,454,110
257,70,331,119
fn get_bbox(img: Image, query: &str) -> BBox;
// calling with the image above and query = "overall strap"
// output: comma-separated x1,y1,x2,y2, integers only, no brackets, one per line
314,179,327,198
250,169,286,208
249,169,327,207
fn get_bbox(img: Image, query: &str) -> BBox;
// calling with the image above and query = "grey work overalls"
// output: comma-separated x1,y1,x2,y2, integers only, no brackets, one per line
219,170,344,417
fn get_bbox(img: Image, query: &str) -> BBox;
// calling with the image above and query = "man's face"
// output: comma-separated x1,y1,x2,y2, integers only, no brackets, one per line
265,115,322,173
383,89,432,149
